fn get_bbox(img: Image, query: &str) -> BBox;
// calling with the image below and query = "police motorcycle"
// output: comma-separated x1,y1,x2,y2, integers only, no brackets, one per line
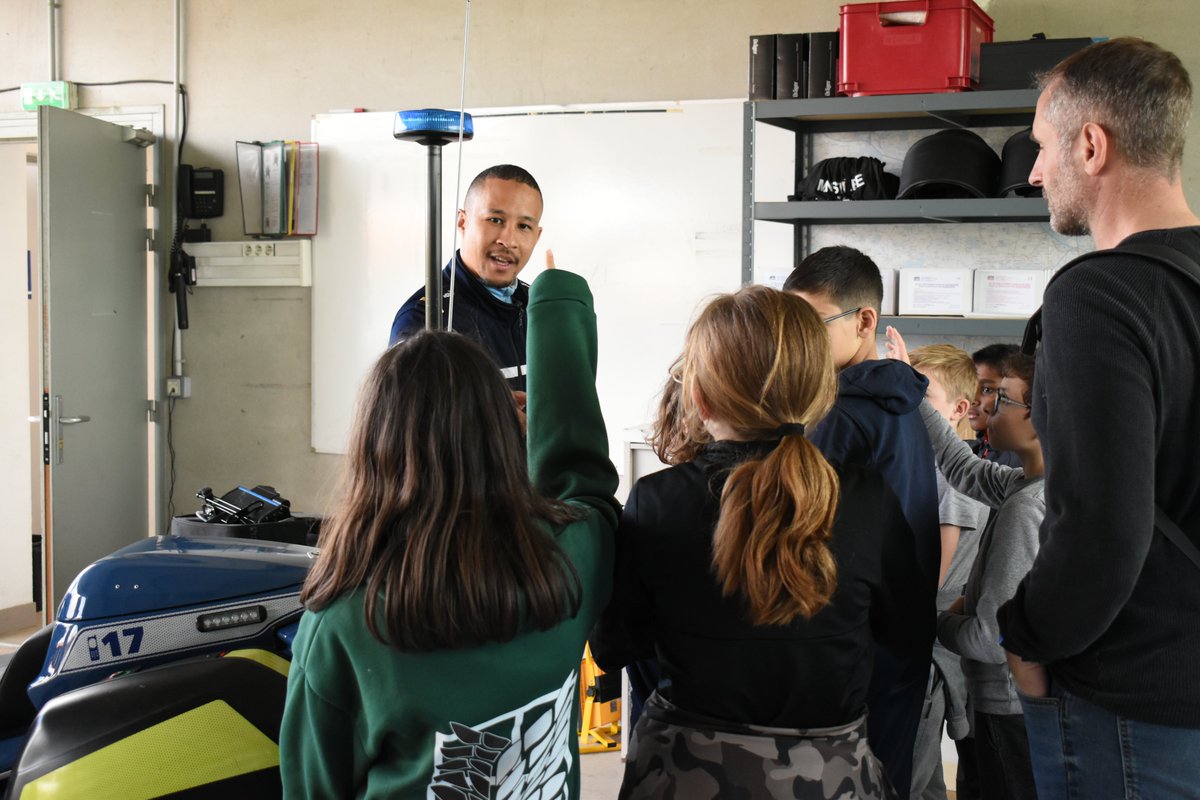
0,486,318,799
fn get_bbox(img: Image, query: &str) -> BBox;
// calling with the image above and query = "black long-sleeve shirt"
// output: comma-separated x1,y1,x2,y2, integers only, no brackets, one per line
997,227,1200,727
592,440,933,729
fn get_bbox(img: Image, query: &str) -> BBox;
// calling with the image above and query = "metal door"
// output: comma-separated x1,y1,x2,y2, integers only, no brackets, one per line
40,106,153,611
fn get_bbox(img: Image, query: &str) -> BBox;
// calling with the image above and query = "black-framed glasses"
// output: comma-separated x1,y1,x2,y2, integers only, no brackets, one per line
994,390,1031,414
823,306,862,324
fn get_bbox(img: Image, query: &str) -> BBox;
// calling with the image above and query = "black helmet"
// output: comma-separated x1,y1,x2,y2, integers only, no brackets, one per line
897,129,1001,200
998,128,1043,197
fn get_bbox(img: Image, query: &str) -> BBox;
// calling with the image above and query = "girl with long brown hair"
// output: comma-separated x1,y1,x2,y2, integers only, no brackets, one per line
280,265,619,799
593,285,930,799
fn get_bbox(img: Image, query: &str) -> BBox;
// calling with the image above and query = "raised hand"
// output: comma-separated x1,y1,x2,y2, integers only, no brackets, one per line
884,325,910,364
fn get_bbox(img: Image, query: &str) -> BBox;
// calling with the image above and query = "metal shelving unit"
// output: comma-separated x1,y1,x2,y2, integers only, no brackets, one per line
755,197,1049,225
880,315,1027,338
741,89,1048,287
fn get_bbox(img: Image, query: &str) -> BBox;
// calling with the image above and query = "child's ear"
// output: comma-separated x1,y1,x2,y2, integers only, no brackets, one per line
858,307,879,339
950,397,970,423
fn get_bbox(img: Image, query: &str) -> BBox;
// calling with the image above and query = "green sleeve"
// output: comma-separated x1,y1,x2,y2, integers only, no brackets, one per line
280,624,369,798
525,269,620,528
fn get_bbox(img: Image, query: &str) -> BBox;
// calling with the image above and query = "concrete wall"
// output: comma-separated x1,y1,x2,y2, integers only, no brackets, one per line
2,0,1198,517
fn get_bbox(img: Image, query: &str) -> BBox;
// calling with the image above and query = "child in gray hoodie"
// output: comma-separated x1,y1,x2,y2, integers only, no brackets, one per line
889,331,1042,800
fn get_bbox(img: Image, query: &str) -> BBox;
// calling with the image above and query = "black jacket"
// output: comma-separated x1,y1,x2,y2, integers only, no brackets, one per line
998,227,1200,726
388,252,529,390
591,440,933,730
805,358,940,791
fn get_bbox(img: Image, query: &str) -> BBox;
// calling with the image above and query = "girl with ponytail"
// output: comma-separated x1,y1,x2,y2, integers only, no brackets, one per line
593,285,929,800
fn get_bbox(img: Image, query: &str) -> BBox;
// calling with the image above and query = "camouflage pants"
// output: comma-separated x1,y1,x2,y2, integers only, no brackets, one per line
620,692,897,799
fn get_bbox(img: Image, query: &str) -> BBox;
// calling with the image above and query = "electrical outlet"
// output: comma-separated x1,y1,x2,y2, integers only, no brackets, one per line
243,244,253,257
263,243,274,256
165,376,192,398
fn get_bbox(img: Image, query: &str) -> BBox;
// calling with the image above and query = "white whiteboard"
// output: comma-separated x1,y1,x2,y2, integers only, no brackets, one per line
311,100,795,465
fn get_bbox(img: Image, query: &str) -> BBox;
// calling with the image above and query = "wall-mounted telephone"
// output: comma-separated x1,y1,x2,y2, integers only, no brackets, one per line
177,164,225,218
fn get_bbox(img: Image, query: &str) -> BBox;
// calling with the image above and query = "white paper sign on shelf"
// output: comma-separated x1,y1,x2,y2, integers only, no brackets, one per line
972,269,1047,316
898,268,972,315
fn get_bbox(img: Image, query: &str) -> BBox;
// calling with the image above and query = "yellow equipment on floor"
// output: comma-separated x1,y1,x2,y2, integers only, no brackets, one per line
578,642,621,753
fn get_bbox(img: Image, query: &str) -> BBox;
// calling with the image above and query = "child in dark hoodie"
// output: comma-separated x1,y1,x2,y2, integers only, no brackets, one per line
785,245,940,796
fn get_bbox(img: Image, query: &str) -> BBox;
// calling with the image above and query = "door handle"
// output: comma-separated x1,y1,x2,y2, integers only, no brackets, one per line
54,395,92,465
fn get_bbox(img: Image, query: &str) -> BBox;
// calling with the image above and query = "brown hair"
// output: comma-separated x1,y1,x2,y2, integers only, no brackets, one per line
655,286,840,625
1040,38,1192,179
910,344,976,439
303,331,584,651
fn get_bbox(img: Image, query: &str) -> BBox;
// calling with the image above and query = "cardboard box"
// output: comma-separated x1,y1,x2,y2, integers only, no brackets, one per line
972,269,1046,316
749,34,776,100
898,268,972,315
806,31,839,98
775,34,807,100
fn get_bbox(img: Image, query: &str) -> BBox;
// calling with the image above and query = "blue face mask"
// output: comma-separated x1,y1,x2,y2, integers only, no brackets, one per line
485,280,518,304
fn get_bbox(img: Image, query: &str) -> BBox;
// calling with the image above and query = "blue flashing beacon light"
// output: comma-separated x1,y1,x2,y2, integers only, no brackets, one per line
395,109,475,332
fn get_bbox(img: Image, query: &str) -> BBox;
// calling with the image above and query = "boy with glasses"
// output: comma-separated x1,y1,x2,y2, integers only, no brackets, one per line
891,340,1044,800
784,245,940,795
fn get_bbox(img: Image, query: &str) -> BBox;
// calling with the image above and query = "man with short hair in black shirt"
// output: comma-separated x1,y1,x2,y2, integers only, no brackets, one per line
996,38,1200,800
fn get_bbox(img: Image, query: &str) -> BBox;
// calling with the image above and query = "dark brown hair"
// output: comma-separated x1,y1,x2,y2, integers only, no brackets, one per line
782,245,884,313
303,331,584,651
655,286,841,625
1001,352,1037,404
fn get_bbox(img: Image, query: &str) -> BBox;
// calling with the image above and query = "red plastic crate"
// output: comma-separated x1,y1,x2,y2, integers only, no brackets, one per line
838,0,994,96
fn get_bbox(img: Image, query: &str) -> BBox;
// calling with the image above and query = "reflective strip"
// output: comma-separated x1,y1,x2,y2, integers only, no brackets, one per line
223,648,290,678
500,364,526,379
20,700,278,799
56,593,302,674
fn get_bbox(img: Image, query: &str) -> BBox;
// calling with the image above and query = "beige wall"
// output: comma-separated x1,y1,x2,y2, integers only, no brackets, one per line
2,0,1198,518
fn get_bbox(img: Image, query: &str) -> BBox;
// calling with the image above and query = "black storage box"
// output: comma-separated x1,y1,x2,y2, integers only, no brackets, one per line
775,34,807,99
806,31,839,98
979,36,1095,91
748,34,776,100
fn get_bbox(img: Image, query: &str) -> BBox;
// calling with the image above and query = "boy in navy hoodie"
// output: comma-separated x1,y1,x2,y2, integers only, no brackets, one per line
785,245,939,795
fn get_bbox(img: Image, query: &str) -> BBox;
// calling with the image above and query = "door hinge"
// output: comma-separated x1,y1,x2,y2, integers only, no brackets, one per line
145,183,156,204
145,228,156,250
41,392,50,466
147,399,158,422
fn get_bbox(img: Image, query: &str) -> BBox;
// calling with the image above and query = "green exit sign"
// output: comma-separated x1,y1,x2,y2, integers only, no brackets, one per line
21,81,78,110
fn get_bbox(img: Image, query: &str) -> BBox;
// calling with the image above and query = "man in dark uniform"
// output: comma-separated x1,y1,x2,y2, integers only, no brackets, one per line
389,164,544,395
